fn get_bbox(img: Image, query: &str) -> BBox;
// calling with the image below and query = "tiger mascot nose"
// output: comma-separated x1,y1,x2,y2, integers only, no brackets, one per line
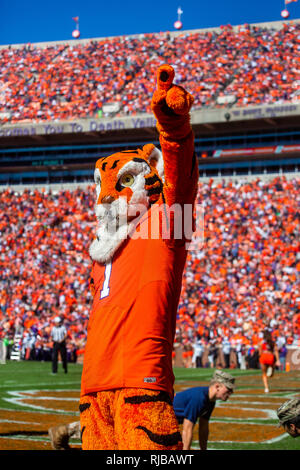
101,195,115,204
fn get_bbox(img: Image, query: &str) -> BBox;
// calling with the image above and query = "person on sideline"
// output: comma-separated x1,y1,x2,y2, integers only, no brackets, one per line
277,398,300,438
259,330,280,393
222,337,231,369
51,316,68,374
192,335,204,368
173,370,235,450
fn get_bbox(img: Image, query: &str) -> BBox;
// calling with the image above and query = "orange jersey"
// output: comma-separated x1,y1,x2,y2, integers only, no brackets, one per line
81,208,189,398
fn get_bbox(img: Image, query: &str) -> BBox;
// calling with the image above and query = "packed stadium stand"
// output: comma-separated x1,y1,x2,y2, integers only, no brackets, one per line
0,21,299,123
0,19,300,367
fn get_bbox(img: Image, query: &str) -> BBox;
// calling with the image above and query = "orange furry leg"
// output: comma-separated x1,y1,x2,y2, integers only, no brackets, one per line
115,388,183,450
80,388,183,450
79,391,117,450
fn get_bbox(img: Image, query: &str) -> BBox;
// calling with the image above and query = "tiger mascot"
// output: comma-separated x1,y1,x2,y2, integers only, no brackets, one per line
79,64,199,450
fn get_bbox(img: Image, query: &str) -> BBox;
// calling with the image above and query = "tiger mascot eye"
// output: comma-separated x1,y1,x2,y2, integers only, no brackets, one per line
80,64,199,450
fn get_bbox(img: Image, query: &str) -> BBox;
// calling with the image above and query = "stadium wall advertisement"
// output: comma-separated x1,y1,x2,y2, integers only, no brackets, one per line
213,144,300,158
173,346,300,370
0,103,299,138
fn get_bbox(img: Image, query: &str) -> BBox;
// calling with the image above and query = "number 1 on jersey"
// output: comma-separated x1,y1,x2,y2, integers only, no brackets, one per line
100,262,112,299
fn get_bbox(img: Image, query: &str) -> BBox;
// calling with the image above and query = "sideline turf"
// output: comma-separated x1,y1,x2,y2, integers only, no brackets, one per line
0,361,297,450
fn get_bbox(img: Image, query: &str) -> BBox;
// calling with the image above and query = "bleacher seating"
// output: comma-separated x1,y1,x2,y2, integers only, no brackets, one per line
0,22,299,124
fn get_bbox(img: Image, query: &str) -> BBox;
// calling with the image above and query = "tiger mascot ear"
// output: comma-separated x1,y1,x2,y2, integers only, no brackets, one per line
140,144,165,183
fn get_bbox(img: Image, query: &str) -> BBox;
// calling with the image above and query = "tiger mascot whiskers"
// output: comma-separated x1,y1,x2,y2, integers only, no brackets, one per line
80,64,199,450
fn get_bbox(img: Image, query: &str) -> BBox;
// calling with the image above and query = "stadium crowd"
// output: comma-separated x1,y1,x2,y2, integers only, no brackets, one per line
0,176,299,366
177,176,300,368
0,187,94,362
0,22,299,123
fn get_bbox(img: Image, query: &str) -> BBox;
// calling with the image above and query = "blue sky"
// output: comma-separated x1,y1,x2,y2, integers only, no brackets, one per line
1,0,299,45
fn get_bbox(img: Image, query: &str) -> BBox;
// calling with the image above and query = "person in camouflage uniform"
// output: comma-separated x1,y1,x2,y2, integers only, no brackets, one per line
277,398,300,438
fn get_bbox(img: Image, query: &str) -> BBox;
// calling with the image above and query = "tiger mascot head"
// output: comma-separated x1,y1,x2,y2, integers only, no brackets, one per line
90,63,196,264
89,143,165,263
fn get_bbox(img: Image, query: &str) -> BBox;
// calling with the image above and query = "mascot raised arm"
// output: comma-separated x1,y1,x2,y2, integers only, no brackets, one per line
79,64,199,450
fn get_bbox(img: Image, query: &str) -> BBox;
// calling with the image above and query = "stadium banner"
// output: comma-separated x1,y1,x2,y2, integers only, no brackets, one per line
288,347,300,370
213,144,300,158
0,102,299,138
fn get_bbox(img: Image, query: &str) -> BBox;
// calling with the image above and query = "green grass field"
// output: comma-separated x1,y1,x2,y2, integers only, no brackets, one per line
0,360,299,450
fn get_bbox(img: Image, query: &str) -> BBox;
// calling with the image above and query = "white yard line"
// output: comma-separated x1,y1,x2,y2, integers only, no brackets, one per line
210,419,277,426
0,419,41,425
263,433,288,444
4,398,79,414
0,435,81,446
0,381,80,389
4,390,80,413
